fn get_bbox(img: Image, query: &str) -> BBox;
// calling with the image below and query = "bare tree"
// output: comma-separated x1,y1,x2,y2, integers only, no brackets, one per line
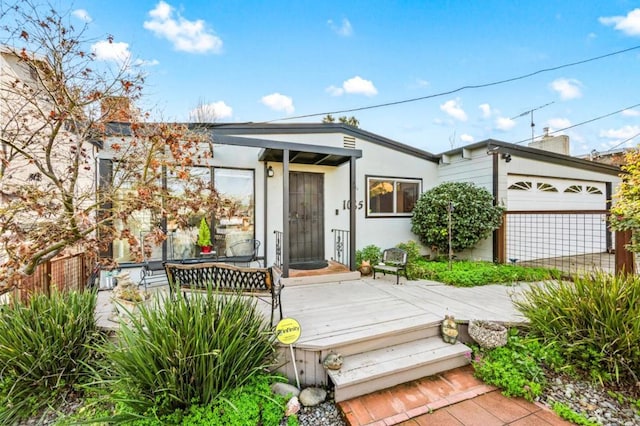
0,1,217,293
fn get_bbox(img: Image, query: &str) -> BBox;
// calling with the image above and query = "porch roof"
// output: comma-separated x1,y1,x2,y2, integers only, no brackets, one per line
214,135,362,166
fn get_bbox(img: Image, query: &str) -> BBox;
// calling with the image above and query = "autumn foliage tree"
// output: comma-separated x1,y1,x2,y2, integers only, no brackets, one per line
610,147,640,253
0,1,217,294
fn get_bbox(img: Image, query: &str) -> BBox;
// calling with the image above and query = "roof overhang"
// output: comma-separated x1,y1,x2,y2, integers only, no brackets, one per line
215,135,362,166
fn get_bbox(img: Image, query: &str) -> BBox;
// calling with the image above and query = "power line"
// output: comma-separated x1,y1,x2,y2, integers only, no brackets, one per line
265,44,640,123
606,131,640,151
513,102,640,145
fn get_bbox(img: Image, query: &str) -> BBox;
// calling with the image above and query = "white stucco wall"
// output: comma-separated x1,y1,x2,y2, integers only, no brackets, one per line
245,131,440,264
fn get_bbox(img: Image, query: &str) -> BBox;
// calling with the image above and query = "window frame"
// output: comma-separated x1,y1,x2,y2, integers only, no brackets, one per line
365,174,422,218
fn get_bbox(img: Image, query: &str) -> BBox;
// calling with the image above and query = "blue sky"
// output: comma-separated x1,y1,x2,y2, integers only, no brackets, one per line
70,0,640,156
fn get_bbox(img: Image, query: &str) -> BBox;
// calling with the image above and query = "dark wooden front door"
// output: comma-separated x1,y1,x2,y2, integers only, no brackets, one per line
289,172,324,262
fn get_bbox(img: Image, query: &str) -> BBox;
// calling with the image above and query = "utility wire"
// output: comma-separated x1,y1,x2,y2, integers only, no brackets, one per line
265,44,640,123
513,102,640,145
604,131,640,152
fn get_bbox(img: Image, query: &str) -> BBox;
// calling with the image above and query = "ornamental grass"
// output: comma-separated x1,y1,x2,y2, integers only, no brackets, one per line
103,290,278,416
515,272,640,383
0,289,98,424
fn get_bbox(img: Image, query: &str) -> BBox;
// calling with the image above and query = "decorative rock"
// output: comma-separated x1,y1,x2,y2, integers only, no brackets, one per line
468,319,507,349
270,382,300,398
285,396,300,416
299,387,327,407
322,352,344,370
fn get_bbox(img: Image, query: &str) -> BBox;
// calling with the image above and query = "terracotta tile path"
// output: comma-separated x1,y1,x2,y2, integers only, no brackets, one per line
338,365,571,426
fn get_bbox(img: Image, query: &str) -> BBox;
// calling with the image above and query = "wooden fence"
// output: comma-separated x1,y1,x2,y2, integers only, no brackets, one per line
11,252,91,302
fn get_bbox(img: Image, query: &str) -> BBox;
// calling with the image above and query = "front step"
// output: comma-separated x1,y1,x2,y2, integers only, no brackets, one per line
328,337,471,402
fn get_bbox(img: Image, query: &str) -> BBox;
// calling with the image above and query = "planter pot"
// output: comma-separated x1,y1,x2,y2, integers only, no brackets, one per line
200,245,212,254
112,294,153,323
468,320,507,349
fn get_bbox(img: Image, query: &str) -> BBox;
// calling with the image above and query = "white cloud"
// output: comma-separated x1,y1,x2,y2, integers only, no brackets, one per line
495,116,516,131
622,108,640,117
143,1,223,54
550,78,583,100
72,9,92,22
460,134,475,143
327,76,378,97
91,40,131,64
599,9,640,36
190,101,233,121
134,58,160,67
328,18,353,36
261,93,294,114
599,125,640,141
343,76,377,96
440,99,467,121
479,103,492,119
325,85,344,96
547,118,571,132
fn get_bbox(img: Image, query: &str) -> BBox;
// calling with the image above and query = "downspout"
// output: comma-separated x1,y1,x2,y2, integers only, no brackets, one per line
492,151,500,263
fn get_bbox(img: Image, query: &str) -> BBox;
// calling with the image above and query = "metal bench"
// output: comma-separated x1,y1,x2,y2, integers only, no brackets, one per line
164,261,283,326
139,260,168,289
217,239,262,267
373,248,408,285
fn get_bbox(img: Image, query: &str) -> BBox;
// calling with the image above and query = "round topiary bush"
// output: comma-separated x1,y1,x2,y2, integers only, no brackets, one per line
411,182,504,255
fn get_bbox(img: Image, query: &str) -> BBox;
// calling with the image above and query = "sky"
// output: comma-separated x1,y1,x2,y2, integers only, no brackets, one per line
60,1,640,155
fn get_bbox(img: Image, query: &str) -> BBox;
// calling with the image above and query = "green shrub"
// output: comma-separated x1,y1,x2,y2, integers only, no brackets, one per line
103,290,277,416
355,244,381,265
408,259,557,286
0,290,98,423
411,182,504,254
515,272,640,383
471,330,565,401
552,402,599,426
119,374,290,426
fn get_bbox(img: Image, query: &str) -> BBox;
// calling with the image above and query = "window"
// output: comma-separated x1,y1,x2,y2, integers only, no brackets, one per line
213,168,255,255
536,182,558,192
108,163,254,263
508,181,532,191
367,176,421,217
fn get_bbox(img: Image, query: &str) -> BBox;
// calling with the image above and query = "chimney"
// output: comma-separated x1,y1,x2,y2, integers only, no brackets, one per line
101,96,131,122
543,127,550,138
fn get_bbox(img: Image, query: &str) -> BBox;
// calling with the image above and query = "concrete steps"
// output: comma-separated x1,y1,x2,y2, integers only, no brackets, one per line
327,322,470,402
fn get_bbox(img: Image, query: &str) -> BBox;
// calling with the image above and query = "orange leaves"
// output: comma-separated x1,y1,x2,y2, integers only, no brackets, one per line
121,80,133,92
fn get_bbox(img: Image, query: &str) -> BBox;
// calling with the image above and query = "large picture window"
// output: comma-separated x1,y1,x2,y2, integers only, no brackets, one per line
109,164,254,263
367,176,421,217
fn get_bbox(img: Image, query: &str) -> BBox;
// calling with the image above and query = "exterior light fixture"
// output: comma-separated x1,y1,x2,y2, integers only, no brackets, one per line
267,165,275,178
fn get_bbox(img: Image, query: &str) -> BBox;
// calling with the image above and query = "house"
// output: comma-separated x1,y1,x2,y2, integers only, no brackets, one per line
98,121,621,278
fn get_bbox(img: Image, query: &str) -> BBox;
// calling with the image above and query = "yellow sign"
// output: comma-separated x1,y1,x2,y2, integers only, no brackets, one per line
275,318,301,345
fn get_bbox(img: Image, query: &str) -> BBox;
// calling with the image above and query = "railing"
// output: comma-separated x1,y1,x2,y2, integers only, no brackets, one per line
503,210,616,275
274,230,283,269
331,229,350,266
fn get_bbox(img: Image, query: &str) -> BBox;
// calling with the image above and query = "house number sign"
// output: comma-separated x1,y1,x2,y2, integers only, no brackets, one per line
342,200,364,210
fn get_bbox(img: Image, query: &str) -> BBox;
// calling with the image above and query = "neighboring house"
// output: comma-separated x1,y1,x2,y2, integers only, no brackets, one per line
98,122,621,277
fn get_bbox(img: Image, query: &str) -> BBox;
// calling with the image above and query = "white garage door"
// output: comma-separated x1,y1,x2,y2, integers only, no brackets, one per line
507,175,606,211
505,175,609,262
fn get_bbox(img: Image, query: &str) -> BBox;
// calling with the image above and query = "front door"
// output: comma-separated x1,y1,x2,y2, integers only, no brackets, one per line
289,171,324,262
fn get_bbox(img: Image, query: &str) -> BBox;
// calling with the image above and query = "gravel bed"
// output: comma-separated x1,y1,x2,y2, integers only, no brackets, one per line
540,371,640,426
292,401,346,426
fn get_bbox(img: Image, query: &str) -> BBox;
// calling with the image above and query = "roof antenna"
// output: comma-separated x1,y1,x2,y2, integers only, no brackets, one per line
511,101,554,144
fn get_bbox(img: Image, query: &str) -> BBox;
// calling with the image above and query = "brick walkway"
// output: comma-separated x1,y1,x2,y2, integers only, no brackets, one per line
338,366,571,426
